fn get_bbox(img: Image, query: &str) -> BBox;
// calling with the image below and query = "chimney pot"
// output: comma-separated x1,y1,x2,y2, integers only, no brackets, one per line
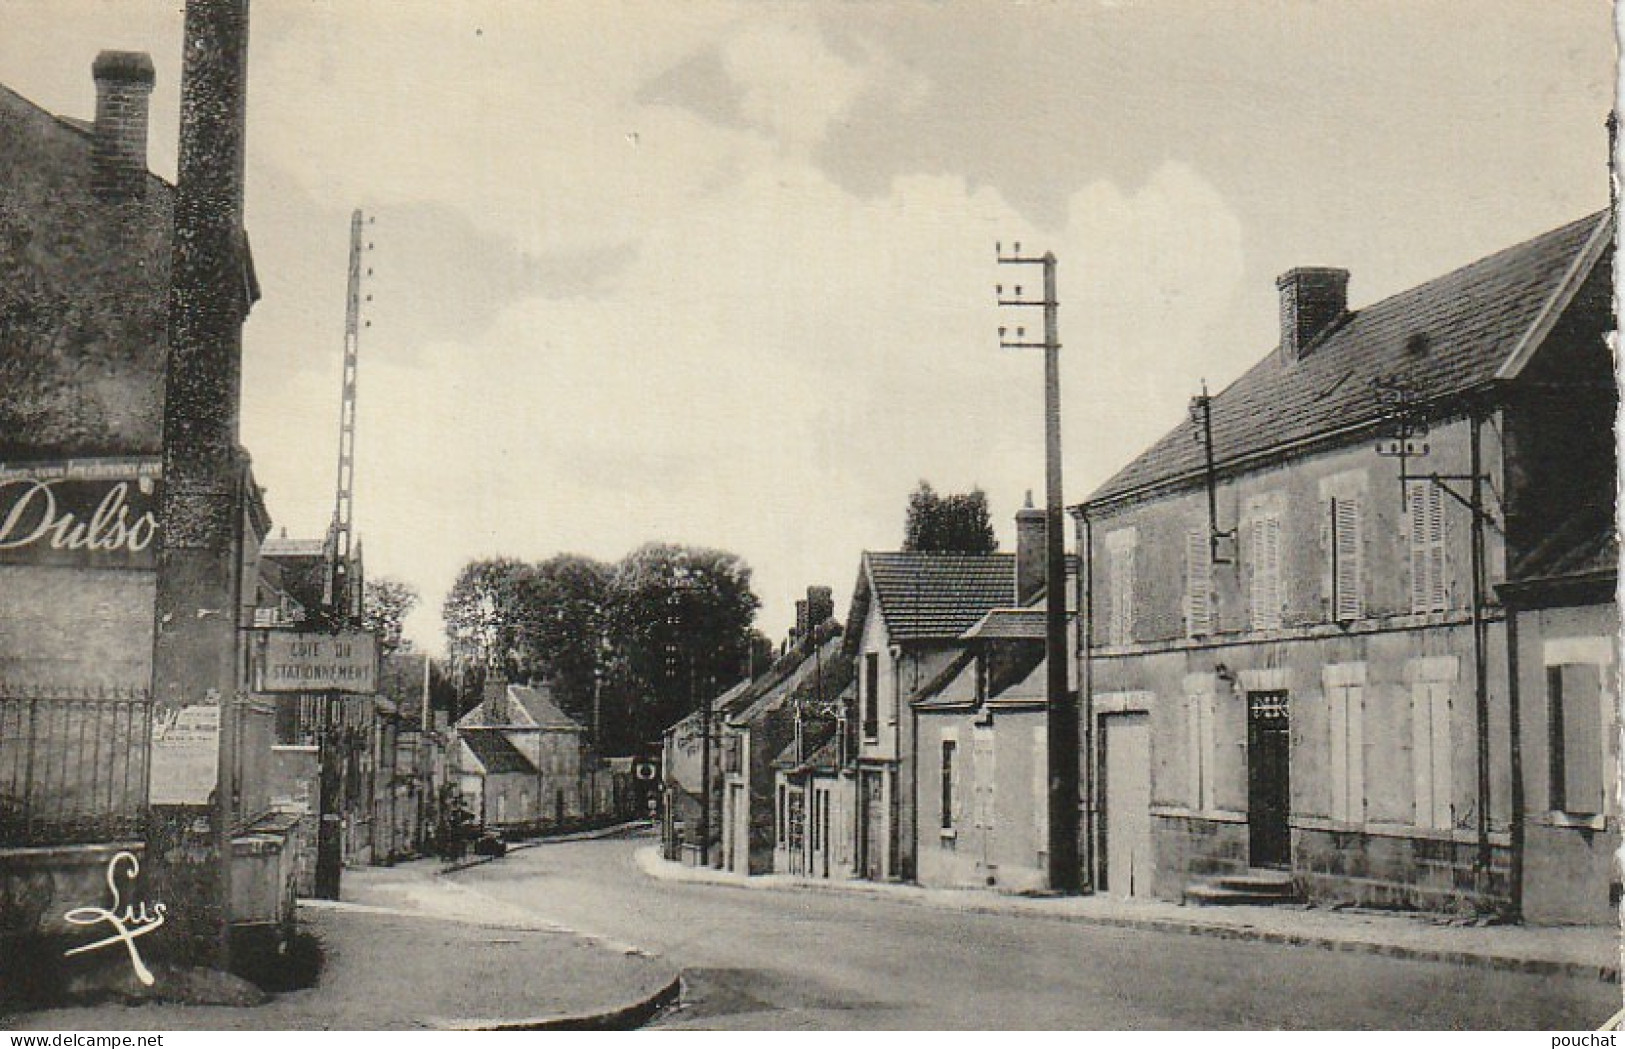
91,50,155,203
1276,266,1349,362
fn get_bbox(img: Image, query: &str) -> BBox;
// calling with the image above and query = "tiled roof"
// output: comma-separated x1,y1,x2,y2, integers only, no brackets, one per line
961,608,1048,641
862,552,1017,643
510,684,582,731
459,729,536,775
1083,211,1613,507
730,624,849,727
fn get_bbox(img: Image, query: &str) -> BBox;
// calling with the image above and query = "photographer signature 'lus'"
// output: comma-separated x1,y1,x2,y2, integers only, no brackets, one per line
63,849,167,986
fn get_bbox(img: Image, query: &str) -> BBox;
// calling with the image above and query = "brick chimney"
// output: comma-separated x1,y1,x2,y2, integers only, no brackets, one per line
1276,267,1349,362
1015,491,1045,606
91,50,155,202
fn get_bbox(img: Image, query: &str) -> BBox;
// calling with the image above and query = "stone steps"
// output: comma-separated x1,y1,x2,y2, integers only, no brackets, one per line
1184,868,1301,907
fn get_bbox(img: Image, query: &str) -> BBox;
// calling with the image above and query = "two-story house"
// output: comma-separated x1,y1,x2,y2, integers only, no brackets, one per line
1072,210,1614,915
841,550,1017,881
454,675,588,831
719,587,849,876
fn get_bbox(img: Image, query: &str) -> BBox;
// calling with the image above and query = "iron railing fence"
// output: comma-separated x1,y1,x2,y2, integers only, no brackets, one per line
0,685,153,846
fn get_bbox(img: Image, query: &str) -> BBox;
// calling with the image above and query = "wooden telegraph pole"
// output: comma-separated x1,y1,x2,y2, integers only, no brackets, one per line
997,245,1081,893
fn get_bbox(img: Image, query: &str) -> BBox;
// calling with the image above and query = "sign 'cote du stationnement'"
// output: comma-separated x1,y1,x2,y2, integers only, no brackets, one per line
257,631,379,694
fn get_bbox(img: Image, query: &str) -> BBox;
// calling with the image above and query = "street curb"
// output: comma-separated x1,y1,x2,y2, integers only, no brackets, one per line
455,973,683,1031
636,849,1620,984
437,820,653,875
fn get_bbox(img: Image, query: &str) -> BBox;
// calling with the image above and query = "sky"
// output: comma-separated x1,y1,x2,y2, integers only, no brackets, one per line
1,1,1614,652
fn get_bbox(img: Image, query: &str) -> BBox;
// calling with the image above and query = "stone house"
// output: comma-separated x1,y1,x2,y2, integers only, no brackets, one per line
1072,210,1615,915
454,677,588,830
841,550,1019,881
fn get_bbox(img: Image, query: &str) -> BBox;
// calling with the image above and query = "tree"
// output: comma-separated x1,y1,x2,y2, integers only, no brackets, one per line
441,557,529,671
510,554,614,728
363,577,420,657
903,481,998,554
604,542,762,753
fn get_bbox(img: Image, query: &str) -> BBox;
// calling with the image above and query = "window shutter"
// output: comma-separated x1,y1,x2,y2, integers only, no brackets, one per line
1408,482,1447,614
1033,725,1047,839
1560,663,1604,814
1329,685,1349,821
1186,695,1203,809
1185,528,1214,637
1110,544,1136,646
1250,513,1284,631
1332,497,1362,622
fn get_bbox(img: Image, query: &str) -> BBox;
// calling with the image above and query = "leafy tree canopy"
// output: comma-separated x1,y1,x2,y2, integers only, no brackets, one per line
903,481,998,554
363,577,420,657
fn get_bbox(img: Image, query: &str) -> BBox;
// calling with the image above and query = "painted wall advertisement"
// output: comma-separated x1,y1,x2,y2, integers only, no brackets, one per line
0,457,161,569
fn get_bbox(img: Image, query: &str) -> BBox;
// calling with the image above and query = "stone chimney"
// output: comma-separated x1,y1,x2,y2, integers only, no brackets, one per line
1276,267,1349,362
792,599,809,645
91,51,155,202
1015,491,1045,606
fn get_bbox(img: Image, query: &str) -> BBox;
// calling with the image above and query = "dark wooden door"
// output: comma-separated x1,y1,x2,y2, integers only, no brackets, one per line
1247,691,1291,869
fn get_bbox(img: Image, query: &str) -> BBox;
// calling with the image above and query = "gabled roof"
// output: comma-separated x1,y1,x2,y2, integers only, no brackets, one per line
510,683,582,731
1082,211,1614,509
458,681,582,732
664,677,754,737
848,551,1017,647
459,729,536,775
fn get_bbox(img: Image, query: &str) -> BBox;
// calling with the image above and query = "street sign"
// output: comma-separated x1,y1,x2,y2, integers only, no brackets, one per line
256,631,378,693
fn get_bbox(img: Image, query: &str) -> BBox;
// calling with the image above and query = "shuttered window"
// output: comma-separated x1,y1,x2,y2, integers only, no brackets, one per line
1185,528,1214,637
1328,496,1363,622
1328,682,1365,823
1248,512,1283,631
863,653,879,740
1187,690,1216,811
1549,663,1605,815
972,726,996,828
1033,725,1047,840
1407,481,1447,614
1411,681,1452,829
1109,542,1136,646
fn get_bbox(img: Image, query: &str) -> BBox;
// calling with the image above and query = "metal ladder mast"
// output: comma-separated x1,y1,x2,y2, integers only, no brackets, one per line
324,208,366,623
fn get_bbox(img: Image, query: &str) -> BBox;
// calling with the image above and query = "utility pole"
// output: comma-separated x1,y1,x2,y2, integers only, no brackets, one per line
1374,377,1495,885
997,244,1081,893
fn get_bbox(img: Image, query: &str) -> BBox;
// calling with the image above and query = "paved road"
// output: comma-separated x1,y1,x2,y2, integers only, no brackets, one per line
452,832,1617,1029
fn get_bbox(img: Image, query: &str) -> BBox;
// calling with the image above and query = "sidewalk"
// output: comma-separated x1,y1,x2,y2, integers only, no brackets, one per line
5,859,677,1031
637,847,1621,983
